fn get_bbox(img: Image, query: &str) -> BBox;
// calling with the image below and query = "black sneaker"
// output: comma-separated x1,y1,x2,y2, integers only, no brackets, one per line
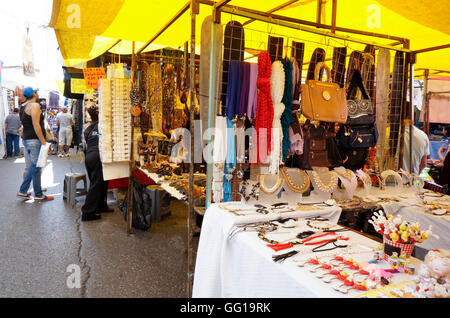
81,213,101,222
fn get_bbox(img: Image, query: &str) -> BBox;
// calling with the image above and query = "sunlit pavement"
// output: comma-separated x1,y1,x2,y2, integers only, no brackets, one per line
0,149,193,297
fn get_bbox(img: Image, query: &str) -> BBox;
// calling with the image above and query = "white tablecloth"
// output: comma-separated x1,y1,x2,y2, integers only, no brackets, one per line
193,203,421,298
363,188,450,251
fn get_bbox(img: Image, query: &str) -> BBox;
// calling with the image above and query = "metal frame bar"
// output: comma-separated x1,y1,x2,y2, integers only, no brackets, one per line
215,4,411,52
242,0,299,26
414,43,450,54
198,0,408,46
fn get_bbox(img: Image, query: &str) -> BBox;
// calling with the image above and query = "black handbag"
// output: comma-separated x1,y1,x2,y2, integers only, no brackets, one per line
338,124,378,148
345,70,374,126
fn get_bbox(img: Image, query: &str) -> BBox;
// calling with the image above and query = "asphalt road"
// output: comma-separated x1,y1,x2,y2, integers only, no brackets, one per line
0,149,194,297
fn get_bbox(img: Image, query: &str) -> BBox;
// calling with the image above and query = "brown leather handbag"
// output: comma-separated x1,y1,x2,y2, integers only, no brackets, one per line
301,62,348,123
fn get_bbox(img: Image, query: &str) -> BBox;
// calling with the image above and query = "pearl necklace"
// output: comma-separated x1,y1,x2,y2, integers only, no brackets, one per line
311,170,338,193
281,167,311,194
355,169,371,188
259,174,284,194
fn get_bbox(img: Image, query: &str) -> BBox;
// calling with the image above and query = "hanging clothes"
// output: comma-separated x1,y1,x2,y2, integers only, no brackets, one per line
223,118,236,202
149,62,163,133
280,57,293,161
289,57,303,156
254,51,273,164
238,61,251,118
225,61,241,120
246,63,258,119
212,115,227,202
269,60,285,174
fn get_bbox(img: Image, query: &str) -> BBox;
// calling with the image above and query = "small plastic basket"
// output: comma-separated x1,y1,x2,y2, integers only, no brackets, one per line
383,235,415,261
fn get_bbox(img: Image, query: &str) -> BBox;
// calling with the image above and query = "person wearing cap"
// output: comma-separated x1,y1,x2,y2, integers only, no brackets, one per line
17,87,54,201
56,106,74,157
4,108,21,157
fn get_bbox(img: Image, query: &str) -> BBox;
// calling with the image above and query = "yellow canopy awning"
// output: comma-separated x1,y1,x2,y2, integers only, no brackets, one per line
50,0,450,76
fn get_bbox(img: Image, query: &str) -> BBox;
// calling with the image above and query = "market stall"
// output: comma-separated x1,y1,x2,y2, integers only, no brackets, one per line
49,0,450,298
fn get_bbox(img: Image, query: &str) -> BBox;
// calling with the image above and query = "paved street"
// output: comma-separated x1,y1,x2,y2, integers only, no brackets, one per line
0,150,194,297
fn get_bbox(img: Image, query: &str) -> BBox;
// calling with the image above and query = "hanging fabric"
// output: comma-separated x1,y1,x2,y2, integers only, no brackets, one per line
223,118,236,202
289,43,305,157
280,57,293,161
212,116,228,202
345,51,364,99
246,63,258,119
225,60,241,120
254,51,274,164
238,61,251,118
269,60,285,174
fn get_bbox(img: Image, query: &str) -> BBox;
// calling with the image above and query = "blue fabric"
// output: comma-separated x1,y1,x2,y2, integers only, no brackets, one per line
238,61,250,117
19,139,43,197
6,133,20,157
223,118,236,202
226,61,241,120
280,58,293,161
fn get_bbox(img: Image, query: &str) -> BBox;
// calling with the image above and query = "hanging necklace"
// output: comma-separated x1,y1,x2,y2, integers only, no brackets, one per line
281,167,311,194
259,174,284,194
310,170,338,193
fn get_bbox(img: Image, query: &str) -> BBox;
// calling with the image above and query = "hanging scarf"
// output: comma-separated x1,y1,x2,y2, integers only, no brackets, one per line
223,118,236,202
238,61,251,118
280,58,293,161
254,51,273,164
225,60,241,120
289,58,303,155
247,63,258,119
269,60,285,174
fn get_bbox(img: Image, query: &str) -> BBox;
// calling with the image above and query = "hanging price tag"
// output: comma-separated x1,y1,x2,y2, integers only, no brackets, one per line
83,67,106,89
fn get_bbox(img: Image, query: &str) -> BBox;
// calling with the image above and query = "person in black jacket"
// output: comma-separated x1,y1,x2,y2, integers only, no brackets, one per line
81,106,113,221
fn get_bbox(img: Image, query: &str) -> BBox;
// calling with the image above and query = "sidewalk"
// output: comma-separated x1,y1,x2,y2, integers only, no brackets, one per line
0,150,194,297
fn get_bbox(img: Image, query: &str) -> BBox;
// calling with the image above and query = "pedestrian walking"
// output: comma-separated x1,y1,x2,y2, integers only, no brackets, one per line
56,106,74,157
16,87,54,201
4,108,21,157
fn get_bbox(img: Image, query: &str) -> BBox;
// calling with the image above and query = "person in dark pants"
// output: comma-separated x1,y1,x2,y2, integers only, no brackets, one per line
81,106,113,222
4,108,21,157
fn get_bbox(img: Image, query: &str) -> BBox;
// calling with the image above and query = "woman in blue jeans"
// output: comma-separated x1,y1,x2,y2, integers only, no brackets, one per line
16,87,54,201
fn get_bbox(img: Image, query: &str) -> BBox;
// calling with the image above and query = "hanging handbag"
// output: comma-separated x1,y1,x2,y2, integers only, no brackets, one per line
345,70,375,125
301,62,348,123
302,123,334,168
337,124,378,149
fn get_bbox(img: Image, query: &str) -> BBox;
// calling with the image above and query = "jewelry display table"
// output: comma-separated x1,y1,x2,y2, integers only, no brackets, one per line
193,202,421,298
361,188,450,251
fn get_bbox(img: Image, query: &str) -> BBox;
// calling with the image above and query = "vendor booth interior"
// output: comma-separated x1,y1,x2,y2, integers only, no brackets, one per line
49,0,450,298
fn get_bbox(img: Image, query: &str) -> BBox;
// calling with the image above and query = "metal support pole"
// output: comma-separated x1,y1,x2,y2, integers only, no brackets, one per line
423,69,430,137
205,21,218,209
126,41,136,235
409,63,414,173
187,0,198,298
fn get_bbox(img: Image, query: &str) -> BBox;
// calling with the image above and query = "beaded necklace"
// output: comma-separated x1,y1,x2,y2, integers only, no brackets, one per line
310,170,338,193
259,174,284,194
281,167,311,193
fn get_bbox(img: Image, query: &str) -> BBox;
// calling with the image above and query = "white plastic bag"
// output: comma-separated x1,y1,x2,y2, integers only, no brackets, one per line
36,143,51,168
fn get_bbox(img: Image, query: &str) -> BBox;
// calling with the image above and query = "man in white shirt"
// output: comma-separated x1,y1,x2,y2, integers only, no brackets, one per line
402,124,430,175
56,106,75,157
